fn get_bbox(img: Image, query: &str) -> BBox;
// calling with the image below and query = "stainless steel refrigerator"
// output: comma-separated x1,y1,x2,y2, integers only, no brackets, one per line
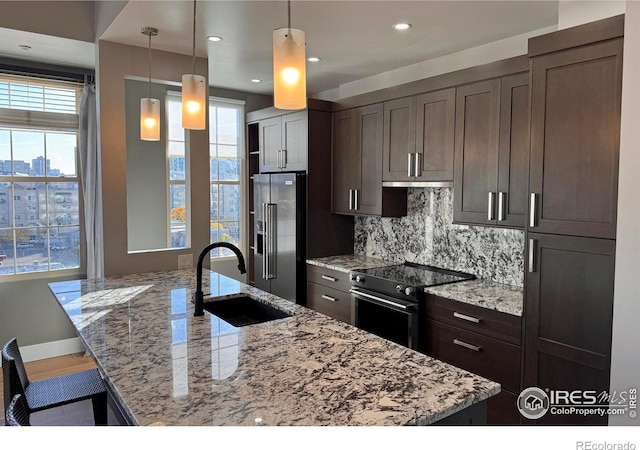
254,173,306,303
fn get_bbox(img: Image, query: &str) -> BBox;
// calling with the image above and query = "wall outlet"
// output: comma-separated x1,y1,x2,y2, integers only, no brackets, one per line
178,254,193,269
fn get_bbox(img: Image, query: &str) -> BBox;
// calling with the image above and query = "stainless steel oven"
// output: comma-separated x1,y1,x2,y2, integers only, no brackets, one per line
350,286,420,350
349,263,475,351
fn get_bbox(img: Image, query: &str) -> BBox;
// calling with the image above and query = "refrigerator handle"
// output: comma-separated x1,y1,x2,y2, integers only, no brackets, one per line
267,203,277,279
262,203,269,280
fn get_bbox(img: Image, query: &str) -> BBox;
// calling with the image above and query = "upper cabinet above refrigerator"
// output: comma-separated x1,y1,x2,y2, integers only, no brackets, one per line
258,111,308,172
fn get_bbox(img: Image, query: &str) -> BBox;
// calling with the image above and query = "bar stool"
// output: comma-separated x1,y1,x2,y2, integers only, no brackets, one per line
5,394,30,426
2,338,108,426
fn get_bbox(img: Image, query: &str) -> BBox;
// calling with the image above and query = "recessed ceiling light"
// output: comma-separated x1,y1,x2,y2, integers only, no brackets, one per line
307,57,321,62
392,23,412,31
18,45,32,51
207,36,223,42
251,79,262,83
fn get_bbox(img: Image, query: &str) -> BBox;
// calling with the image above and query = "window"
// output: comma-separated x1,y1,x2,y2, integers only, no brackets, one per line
0,73,82,277
166,92,187,249
209,97,244,258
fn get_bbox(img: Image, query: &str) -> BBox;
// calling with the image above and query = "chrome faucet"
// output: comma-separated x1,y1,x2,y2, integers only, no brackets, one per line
193,242,246,316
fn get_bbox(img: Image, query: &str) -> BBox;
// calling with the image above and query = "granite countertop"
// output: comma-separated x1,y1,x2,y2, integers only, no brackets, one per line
306,254,396,273
424,279,524,317
49,269,499,426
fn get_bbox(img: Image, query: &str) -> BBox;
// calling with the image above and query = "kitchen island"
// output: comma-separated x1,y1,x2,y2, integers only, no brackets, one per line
48,269,500,426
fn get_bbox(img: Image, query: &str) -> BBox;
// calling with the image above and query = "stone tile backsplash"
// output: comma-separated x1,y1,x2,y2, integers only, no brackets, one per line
354,188,525,287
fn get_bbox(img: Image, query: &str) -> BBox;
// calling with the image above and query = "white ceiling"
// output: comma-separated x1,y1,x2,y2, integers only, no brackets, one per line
0,1,559,95
101,0,559,95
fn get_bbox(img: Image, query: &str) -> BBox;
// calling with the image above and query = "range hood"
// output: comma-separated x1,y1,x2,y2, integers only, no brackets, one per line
382,181,453,188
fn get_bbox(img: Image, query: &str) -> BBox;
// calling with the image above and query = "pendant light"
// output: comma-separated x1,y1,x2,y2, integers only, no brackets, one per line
182,0,206,130
140,27,160,141
273,0,306,110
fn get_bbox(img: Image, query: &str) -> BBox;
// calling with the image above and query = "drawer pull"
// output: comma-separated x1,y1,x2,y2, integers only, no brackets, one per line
453,339,482,352
321,275,337,282
321,295,338,302
453,312,481,323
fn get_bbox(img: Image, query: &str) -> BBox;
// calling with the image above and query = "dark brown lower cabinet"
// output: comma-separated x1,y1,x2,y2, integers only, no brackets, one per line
423,295,523,424
306,265,353,324
523,233,616,425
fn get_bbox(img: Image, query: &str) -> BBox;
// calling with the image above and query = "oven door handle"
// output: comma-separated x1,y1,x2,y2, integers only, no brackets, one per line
350,289,415,311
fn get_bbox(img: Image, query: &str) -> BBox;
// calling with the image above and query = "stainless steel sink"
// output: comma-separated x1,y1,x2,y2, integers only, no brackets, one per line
202,296,291,327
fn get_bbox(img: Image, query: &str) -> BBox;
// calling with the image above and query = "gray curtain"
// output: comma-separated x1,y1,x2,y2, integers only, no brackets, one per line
79,84,104,279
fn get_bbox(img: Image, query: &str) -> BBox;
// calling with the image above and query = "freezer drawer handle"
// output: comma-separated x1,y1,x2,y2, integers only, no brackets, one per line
321,275,337,282
321,295,338,302
453,312,481,324
453,339,482,352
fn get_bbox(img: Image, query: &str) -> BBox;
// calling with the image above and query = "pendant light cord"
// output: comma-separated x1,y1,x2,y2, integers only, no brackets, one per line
192,0,197,74
148,31,152,99
287,0,291,31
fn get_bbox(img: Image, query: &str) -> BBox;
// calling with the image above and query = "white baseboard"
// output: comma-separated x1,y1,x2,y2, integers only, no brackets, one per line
15,337,85,364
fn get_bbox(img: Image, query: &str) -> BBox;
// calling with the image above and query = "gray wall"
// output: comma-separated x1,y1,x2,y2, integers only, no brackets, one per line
354,188,525,287
610,2,640,425
125,79,172,252
0,274,82,347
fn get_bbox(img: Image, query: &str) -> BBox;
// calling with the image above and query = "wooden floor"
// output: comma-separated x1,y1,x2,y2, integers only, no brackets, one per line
1,352,119,426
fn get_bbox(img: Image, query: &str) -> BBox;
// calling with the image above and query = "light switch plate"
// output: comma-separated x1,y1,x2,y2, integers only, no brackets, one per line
178,254,193,269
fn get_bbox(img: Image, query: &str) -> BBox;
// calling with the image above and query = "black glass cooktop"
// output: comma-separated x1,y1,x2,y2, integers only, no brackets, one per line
356,263,475,288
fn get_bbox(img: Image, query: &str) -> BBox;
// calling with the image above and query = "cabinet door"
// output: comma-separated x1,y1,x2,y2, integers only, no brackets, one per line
331,109,357,214
355,103,384,215
453,79,500,225
416,88,455,182
524,233,615,425
497,73,529,228
382,97,416,182
259,116,282,173
282,111,308,171
528,39,622,239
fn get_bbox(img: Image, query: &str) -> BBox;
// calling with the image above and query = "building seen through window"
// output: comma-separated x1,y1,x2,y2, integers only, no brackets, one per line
0,74,82,276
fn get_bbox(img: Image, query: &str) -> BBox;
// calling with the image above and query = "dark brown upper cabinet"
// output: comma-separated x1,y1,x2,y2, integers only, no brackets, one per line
382,88,455,185
453,74,529,228
259,110,308,173
528,38,623,239
332,104,407,217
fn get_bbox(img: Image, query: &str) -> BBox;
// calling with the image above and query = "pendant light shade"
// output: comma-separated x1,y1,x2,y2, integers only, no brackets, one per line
140,27,160,141
140,97,160,141
181,73,206,129
273,1,306,110
182,0,206,130
273,27,306,110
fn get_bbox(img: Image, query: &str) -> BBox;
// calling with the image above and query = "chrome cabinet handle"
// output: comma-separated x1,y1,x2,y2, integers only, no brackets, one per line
530,193,537,227
498,192,506,221
321,275,337,282
453,339,482,352
414,153,422,177
487,192,496,221
528,238,536,273
348,189,353,211
281,149,287,168
453,312,481,324
354,189,359,211
321,295,337,302
277,150,281,168
407,153,414,178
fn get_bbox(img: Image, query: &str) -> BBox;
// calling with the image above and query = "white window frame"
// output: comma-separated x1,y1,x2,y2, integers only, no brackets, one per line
208,96,245,261
166,91,189,250
0,73,84,281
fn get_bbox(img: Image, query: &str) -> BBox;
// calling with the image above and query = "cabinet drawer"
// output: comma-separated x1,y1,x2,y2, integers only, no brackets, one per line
425,320,521,393
307,282,352,324
425,294,521,345
307,264,351,292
